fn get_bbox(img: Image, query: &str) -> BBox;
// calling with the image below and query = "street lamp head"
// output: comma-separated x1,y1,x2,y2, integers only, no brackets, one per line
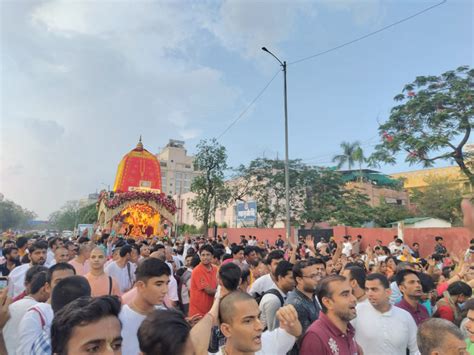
261,47,268,52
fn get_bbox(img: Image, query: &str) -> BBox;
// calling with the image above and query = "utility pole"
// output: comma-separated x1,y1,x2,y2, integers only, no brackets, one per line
262,47,291,243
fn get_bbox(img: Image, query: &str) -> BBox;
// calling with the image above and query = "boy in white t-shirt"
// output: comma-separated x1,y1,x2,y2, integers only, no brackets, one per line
119,258,170,355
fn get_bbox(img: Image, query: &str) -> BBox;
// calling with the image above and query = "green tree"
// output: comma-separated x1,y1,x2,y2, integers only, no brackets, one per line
331,188,373,227
189,138,230,237
333,141,363,171
370,66,474,183
0,199,37,230
372,201,413,227
410,177,463,225
49,201,97,231
234,158,306,228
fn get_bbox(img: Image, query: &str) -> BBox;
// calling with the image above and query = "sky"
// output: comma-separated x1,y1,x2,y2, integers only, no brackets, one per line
1,0,473,219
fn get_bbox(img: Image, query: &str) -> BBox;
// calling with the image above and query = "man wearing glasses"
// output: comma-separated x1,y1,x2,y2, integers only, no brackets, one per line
285,258,326,355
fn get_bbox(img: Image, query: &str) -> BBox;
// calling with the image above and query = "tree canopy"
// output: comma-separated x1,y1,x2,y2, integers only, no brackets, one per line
0,199,37,230
370,66,474,182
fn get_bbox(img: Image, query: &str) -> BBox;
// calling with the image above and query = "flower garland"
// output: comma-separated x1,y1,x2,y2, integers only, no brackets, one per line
99,191,177,214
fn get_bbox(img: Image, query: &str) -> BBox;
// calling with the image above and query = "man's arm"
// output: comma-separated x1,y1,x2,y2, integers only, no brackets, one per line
406,314,420,354
0,289,11,355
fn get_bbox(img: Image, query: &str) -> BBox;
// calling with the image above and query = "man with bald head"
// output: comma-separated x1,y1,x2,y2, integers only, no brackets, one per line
417,318,467,355
53,247,70,265
85,247,121,297
217,291,301,355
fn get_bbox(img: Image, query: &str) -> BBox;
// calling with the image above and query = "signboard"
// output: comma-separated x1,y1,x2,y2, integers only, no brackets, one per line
236,201,257,223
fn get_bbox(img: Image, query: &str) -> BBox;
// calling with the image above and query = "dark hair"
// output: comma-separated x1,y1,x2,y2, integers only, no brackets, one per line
47,262,76,283
51,296,121,355
447,281,472,297
219,263,241,291
190,254,201,268
199,244,214,255
241,267,251,284
395,269,420,287
418,272,435,293
16,236,28,249
435,236,443,242
30,271,48,294
266,250,284,265
344,266,366,290
395,238,403,244
2,247,18,257
25,265,48,286
136,258,170,282
316,275,347,313
138,309,190,355
231,245,243,256
48,237,59,249
275,260,293,281
244,246,256,257
51,275,92,313
29,241,47,253
463,298,474,311
417,318,464,355
366,273,389,289
293,259,317,284
413,242,420,247
120,245,133,257
213,248,225,261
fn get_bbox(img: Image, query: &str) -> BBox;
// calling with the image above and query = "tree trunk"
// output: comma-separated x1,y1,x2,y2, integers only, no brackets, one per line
454,152,474,187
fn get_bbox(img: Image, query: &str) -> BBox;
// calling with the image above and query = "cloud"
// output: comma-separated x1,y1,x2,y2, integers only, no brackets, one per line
323,0,385,26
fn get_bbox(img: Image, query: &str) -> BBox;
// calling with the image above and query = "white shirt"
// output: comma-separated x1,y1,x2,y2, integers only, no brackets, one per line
211,327,295,355
351,301,419,355
342,242,353,257
17,303,53,355
3,296,38,355
105,261,136,294
259,287,286,331
119,305,146,355
45,249,55,267
249,274,276,297
8,263,30,298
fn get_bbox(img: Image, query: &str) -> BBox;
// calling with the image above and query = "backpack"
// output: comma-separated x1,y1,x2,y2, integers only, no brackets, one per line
256,288,284,307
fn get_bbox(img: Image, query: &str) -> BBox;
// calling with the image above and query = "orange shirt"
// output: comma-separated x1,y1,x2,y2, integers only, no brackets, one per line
69,259,90,276
85,273,121,297
189,263,217,317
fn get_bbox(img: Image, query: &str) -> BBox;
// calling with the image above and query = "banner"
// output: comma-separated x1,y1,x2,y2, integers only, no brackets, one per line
236,201,257,223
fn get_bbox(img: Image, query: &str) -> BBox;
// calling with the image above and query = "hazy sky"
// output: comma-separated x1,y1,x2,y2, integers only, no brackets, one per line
1,0,473,219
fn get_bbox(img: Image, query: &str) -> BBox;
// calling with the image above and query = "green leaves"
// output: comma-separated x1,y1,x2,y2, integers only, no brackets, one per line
0,199,37,230
370,65,474,183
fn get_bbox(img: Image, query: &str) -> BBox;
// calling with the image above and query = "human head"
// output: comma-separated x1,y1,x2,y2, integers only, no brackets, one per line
412,242,420,251
417,318,466,355
266,250,284,276
463,298,474,342
244,246,258,267
54,247,70,264
317,275,357,322
51,296,122,355
89,247,107,271
231,245,244,263
199,244,214,266
447,281,472,304
212,248,225,266
119,245,132,261
51,275,92,313
219,262,242,293
49,237,64,251
396,269,422,301
135,258,171,306
342,266,366,294
47,262,76,291
3,247,19,263
138,309,193,355
24,265,48,294
365,273,391,310
435,236,444,244
293,258,325,295
65,241,77,260
275,260,295,293
219,291,264,353
240,268,251,292
16,236,28,250
28,267,50,301
140,244,151,258
28,241,47,265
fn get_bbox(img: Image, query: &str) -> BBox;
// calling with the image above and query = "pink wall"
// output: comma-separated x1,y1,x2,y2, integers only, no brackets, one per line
332,226,470,258
209,227,295,245
211,226,472,258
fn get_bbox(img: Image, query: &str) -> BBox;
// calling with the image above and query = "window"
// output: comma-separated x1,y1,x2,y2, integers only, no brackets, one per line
185,164,191,169
160,162,167,167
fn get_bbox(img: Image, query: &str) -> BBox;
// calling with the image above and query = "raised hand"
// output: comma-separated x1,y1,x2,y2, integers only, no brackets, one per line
276,305,302,338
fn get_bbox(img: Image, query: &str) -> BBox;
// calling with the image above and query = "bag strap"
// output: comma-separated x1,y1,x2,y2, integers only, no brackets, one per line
108,276,113,295
126,262,133,288
265,289,284,307
30,307,45,328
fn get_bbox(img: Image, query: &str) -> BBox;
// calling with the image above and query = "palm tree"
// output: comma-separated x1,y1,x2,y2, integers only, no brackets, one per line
332,141,362,170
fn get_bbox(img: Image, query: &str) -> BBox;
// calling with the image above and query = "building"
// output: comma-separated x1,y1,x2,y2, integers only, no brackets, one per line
78,193,99,208
390,217,451,228
156,139,200,196
341,169,410,207
390,166,472,193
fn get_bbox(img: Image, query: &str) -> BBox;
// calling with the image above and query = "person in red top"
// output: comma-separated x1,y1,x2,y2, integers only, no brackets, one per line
189,244,218,317
300,275,362,355
395,269,430,326
435,281,472,325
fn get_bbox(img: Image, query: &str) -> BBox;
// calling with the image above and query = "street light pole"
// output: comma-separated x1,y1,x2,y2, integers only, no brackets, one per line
262,47,291,243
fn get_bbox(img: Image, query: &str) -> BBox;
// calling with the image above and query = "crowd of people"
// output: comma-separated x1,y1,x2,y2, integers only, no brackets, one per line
0,200,474,354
